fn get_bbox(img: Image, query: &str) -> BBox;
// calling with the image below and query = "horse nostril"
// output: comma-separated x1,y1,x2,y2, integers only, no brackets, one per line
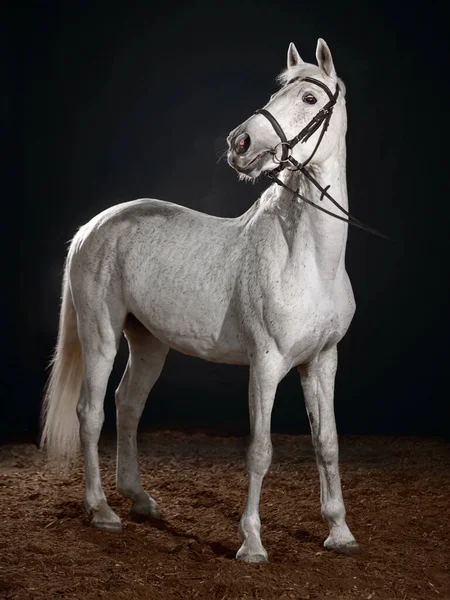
235,133,251,155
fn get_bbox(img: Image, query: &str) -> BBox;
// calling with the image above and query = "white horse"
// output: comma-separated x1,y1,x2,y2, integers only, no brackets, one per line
41,38,359,562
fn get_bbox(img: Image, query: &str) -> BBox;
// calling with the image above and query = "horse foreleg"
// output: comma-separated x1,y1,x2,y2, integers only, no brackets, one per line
298,346,359,554
237,353,284,563
116,322,168,521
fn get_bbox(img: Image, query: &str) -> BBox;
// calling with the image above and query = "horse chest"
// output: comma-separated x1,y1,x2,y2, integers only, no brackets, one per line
258,278,349,364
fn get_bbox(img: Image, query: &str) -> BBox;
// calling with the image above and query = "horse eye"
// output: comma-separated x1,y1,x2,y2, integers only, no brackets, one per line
303,94,317,105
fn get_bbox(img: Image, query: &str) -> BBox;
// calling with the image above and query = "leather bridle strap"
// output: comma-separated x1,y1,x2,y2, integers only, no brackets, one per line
254,108,291,163
289,78,340,149
253,76,389,240
266,171,391,239
255,76,339,167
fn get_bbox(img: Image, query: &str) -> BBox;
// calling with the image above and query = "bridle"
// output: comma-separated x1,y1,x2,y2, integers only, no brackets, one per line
254,76,388,239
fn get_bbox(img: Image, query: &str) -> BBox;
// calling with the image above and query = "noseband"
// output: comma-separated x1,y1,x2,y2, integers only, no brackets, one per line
254,76,388,239
256,76,340,167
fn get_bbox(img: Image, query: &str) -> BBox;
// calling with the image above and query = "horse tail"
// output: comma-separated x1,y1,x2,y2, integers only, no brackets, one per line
40,257,82,462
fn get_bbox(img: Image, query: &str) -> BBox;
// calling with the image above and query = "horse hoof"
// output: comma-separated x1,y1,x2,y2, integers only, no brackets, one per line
91,515,122,531
324,537,360,555
236,546,268,563
130,499,161,523
90,505,122,531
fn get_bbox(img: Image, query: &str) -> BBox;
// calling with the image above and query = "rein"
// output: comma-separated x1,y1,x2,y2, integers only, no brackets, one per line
255,77,389,240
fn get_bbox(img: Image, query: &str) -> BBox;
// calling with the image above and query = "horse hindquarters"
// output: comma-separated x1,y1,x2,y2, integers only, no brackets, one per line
67,244,128,528
42,243,126,528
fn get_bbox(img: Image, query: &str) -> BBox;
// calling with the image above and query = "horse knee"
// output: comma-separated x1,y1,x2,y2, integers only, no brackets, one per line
246,437,272,477
316,434,338,465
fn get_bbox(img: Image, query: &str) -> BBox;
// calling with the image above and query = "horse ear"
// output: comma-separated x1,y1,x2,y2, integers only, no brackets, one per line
316,38,336,77
287,42,303,69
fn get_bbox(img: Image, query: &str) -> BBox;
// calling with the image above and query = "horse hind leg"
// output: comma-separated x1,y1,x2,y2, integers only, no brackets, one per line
76,304,126,531
116,315,169,521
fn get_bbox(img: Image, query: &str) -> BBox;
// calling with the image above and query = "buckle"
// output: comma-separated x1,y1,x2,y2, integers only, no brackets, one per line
272,142,292,164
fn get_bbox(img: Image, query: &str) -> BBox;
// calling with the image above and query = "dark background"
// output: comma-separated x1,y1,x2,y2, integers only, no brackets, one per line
6,1,450,442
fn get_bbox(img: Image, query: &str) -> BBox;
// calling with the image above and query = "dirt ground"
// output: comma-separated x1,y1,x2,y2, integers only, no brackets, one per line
0,432,449,600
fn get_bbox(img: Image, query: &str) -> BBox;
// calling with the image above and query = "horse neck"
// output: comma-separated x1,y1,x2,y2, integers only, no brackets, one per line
271,139,349,280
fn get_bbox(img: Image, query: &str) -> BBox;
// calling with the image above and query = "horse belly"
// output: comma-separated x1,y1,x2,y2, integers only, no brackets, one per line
128,290,248,365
